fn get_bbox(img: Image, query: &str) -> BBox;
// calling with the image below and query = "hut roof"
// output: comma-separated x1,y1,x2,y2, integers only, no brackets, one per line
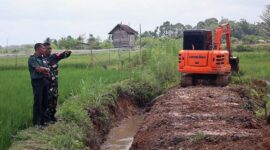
109,24,138,34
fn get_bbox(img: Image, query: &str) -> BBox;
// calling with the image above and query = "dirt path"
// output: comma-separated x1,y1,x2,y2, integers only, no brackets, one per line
130,86,270,150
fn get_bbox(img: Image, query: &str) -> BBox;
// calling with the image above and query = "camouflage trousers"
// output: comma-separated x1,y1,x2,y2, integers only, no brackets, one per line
45,81,58,122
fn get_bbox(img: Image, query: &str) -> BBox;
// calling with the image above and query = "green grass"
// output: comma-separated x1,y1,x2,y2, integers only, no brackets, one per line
233,51,270,81
0,50,138,150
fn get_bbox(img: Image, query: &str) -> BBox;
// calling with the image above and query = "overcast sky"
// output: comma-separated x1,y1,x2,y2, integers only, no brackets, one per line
0,0,269,46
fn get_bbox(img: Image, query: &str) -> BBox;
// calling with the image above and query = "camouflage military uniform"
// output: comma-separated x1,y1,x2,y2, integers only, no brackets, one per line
45,51,71,121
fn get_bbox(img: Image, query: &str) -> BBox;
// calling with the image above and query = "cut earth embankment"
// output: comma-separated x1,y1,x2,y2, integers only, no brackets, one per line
131,86,270,150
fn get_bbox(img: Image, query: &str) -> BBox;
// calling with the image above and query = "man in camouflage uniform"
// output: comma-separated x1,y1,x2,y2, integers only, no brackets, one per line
44,42,72,122
28,43,51,126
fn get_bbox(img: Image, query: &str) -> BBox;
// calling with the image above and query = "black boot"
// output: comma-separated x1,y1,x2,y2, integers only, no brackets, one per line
50,115,57,123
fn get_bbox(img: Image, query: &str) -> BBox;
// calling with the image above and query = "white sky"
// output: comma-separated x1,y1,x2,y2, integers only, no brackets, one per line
0,0,269,46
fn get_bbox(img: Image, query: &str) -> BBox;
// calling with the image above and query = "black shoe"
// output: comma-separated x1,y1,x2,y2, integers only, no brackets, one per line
33,121,46,128
33,119,44,126
50,116,57,122
40,120,46,126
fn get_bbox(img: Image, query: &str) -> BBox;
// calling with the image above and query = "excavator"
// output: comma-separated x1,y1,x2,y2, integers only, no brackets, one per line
178,23,239,87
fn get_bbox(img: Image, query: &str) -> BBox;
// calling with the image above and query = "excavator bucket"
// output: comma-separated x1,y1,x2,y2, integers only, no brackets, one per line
229,57,239,73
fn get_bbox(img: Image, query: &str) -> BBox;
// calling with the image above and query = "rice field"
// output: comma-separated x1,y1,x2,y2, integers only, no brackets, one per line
234,51,270,81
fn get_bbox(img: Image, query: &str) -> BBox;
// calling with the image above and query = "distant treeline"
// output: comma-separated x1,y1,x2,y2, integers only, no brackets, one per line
141,18,268,44
44,34,113,50
142,6,270,45
0,35,114,52
48,18,268,50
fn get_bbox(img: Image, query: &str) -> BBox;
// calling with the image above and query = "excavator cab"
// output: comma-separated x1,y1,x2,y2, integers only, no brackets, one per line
178,23,239,87
183,30,212,50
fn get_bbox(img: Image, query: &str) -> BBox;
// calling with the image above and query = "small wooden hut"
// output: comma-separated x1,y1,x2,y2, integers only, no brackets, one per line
109,24,138,48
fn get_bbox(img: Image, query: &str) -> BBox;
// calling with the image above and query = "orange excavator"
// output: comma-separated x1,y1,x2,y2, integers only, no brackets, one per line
178,23,239,87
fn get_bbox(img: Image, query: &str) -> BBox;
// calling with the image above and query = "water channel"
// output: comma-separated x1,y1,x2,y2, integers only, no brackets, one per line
100,115,145,150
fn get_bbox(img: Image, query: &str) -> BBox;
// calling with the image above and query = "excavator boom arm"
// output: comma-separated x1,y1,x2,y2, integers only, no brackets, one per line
214,23,232,57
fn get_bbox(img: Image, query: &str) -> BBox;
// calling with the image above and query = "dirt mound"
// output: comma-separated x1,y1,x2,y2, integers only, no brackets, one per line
131,86,269,150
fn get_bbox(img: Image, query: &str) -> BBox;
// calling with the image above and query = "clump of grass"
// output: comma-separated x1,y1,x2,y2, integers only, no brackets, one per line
141,38,181,88
189,132,207,144
11,122,86,150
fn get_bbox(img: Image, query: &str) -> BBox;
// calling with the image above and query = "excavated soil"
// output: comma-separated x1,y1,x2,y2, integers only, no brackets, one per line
131,86,270,150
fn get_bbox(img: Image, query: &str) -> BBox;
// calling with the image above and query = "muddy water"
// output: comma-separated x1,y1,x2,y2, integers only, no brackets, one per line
100,115,144,150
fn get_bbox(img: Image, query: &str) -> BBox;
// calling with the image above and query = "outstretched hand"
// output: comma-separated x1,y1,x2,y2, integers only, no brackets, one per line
64,50,72,57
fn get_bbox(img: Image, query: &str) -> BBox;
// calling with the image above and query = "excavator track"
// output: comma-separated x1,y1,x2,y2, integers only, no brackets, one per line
215,74,230,86
180,74,193,87
181,74,230,87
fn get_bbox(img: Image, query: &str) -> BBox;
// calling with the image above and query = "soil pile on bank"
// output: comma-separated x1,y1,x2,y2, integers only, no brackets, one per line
131,86,268,150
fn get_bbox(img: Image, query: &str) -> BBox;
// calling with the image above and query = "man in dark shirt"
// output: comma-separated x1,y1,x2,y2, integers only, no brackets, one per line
43,42,71,122
28,43,50,126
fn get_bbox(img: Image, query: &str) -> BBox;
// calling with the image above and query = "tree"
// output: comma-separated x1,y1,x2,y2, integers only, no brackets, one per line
87,34,95,48
44,37,58,49
196,21,206,29
141,31,155,38
159,21,172,37
254,22,266,36
77,35,85,44
77,35,85,49
195,18,218,31
58,36,80,49
100,39,113,49
87,34,103,49
173,23,185,38
52,39,58,49
153,27,159,38
185,24,193,30
261,5,270,38
219,18,230,24
204,18,218,30
44,37,52,43
238,19,252,34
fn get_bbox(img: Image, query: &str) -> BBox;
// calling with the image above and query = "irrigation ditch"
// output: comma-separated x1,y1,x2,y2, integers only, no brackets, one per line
98,98,145,150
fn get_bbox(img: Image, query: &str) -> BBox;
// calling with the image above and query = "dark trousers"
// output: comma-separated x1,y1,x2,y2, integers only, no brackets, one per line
31,78,49,125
